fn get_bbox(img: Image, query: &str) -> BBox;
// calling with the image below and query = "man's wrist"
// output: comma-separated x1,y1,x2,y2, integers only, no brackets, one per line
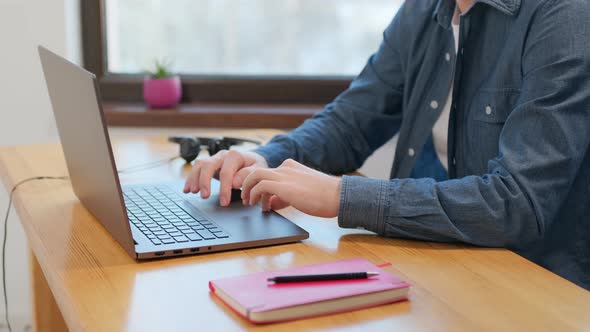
254,143,291,168
251,151,269,168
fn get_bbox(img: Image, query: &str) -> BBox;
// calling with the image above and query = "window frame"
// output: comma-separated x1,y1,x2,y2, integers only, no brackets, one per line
81,1,352,104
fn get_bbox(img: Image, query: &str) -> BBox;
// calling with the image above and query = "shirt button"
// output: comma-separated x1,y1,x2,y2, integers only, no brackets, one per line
408,148,416,157
430,100,439,109
445,53,451,62
452,158,457,165
461,48,465,55
485,106,493,115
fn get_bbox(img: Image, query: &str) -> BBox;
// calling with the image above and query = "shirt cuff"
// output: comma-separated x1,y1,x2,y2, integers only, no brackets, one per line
338,175,388,234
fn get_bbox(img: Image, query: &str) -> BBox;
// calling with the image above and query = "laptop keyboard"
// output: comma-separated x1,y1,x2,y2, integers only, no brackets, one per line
123,186,230,246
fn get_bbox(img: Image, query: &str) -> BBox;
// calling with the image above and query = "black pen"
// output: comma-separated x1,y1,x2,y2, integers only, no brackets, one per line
267,271,379,283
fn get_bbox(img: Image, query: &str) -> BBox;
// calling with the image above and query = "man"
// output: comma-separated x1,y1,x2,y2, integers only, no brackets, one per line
184,0,590,290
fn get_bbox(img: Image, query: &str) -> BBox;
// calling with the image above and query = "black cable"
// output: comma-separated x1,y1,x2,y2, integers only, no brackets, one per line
1,155,180,331
3,176,68,332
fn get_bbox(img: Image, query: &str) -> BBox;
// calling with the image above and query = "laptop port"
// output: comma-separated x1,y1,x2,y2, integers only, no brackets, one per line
190,248,200,253
173,250,183,254
208,246,212,250
155,251,165,256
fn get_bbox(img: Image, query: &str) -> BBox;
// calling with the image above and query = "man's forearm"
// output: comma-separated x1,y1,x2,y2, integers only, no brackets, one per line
338,172,541,248
254,105,379,173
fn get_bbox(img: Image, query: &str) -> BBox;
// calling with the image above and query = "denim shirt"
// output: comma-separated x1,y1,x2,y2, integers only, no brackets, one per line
255,0,590,290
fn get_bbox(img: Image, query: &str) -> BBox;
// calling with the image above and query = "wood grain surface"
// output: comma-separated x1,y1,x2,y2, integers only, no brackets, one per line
103,103,321,128
1,129,589,332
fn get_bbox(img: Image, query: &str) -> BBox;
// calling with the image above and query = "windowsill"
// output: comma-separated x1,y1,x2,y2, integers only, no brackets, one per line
103,102,323,129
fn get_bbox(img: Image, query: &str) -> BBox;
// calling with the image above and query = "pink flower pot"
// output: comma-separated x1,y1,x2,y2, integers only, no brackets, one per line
143,76,182,109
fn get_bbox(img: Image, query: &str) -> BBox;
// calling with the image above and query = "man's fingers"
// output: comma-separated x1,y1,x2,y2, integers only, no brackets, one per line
249,180,284,206
261,194,289,211
183,174,191,193
218,151,245,206
269,195,290,210
242,169,282,202
186,163,202,194
233,166,256,189
198,154,225,199
261,193,271,211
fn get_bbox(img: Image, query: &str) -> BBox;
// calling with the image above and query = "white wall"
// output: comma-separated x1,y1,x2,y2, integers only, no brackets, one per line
0,0,80,330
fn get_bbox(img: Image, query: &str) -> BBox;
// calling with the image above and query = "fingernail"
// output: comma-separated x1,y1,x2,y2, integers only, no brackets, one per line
242,199,247,205
220,197,228,206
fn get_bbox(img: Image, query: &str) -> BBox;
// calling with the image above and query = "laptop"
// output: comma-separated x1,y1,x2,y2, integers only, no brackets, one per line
38,46,309,259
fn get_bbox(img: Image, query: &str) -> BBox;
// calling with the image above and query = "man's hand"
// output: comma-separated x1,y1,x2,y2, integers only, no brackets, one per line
241,159,342,218
183,150,268,206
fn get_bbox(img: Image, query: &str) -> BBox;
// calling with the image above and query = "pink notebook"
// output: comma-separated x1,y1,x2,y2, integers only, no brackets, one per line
209,258,410,324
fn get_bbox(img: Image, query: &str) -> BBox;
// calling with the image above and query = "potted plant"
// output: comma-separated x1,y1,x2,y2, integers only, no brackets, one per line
143,59,182,109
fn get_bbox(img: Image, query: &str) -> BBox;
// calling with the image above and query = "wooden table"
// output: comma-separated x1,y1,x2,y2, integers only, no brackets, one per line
1,129,589,332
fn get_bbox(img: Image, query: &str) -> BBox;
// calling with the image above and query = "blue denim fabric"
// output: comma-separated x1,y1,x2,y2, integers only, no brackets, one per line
410,135,449,182
256,0,590,290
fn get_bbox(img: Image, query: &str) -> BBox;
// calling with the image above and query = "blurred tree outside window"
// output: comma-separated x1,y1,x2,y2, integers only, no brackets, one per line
105,0,404,77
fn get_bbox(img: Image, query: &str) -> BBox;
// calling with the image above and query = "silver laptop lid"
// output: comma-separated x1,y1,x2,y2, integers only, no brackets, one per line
38,46,135,258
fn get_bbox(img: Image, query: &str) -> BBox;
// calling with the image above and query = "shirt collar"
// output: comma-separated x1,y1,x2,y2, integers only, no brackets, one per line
433,0,521,28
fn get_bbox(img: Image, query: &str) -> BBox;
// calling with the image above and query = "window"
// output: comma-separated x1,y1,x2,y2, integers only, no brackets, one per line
83,1,403,103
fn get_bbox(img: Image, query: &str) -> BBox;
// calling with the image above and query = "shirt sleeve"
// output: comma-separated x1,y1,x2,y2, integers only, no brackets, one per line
339,0,590,248
255,11,405,173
